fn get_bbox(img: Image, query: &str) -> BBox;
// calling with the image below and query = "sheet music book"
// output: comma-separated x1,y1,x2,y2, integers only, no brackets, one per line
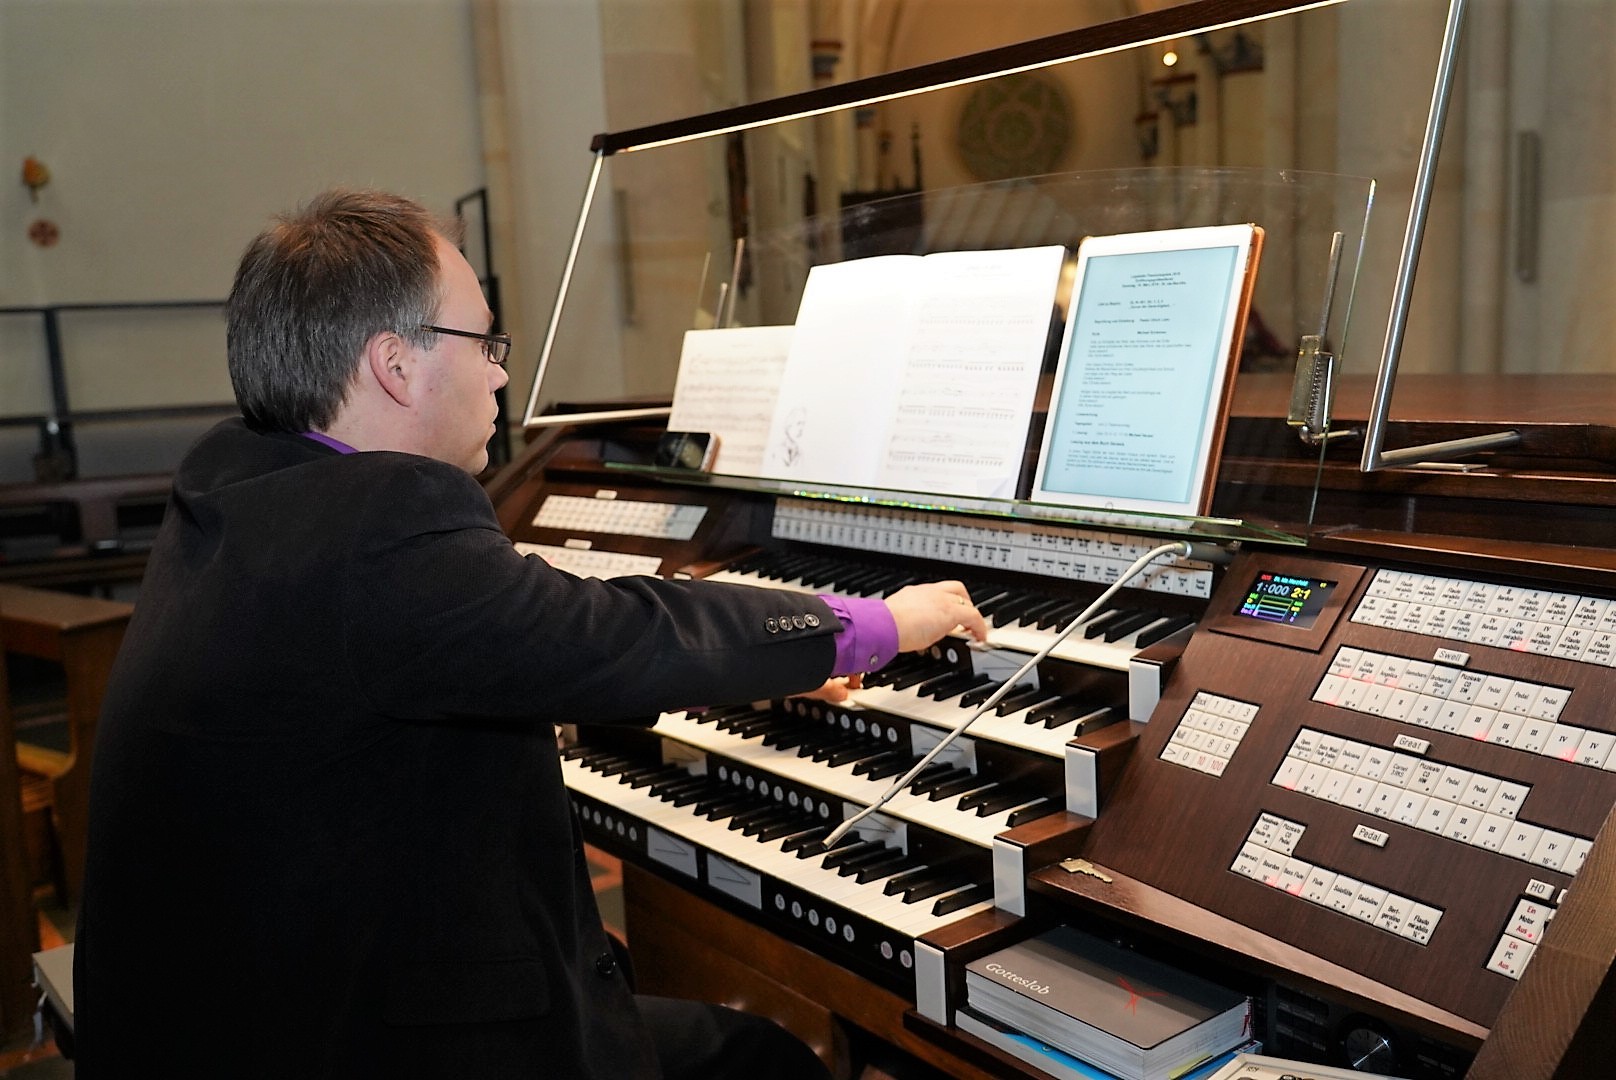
758,244,1068,499
667,325,796,477
1031,224,1263,518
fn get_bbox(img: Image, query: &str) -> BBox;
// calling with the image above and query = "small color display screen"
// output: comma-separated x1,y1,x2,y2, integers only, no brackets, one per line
1235,572,1336,629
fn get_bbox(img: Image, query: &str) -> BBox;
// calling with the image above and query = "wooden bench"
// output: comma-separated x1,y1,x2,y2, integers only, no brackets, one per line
0,650,38,1037
1,585,132,904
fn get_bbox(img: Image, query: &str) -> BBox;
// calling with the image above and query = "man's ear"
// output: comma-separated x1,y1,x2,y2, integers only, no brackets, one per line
365,331,415,408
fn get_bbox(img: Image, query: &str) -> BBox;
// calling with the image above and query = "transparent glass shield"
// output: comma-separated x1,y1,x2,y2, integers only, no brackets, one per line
526,149,1371,546
1327,0,1616,559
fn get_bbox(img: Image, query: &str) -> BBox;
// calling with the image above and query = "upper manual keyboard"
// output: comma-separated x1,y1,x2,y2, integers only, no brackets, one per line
705,549,1196,670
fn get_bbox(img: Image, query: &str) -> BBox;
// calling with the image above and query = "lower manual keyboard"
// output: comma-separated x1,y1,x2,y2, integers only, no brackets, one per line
562,750,995,993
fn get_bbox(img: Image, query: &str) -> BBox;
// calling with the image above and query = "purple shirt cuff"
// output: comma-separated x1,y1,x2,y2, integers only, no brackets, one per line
822,594,899,676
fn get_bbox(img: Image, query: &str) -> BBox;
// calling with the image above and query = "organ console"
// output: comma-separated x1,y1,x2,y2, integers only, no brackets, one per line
489,373,1616,1079
487,2,1616,1075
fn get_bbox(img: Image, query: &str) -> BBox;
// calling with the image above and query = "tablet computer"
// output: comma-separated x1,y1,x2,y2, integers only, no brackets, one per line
1031,223,1262,518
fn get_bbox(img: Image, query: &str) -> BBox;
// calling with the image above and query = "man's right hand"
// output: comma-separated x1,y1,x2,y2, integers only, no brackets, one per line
883,581,988,653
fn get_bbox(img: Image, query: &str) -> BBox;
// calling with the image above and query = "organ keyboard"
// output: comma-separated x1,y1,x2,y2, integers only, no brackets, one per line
703,521,1203,672
562,733,1000,991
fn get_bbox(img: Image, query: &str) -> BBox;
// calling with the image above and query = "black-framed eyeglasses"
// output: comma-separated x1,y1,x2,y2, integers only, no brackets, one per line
419,324,512,366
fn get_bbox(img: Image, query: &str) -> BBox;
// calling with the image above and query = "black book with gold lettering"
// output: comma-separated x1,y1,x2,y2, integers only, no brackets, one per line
965,927,1250,1080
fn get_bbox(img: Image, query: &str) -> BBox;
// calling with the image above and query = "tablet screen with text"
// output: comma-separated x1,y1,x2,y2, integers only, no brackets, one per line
1031,223,1262,518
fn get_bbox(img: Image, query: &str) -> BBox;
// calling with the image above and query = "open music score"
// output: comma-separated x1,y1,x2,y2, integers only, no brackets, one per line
757,244,1066,499
667,327,795,476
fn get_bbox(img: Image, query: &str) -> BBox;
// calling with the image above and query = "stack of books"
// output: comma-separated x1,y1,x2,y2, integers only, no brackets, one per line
963,926,1252,1080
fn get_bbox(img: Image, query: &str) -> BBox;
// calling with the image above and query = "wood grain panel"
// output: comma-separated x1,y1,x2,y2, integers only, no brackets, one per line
1080,549,1616,1036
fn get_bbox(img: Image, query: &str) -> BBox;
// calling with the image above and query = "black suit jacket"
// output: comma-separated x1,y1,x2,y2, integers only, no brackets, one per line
74,420,839,1078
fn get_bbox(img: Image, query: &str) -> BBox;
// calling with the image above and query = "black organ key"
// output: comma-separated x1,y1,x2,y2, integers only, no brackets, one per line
852,851,918,884
693,792,754,818
1072,708,1120,736
655,773,710,803
826,743,882,768
932,882,992,916
908,765,970,796
756,818,818,843
1101,609,1160,643
1080,609,1124,638
834,567,889,595
850,750,913,778
726,552,766,576
796,832,863,861
840,849,909,880
973,789,1038,816
721,713,778,738
957,680,1005,709
939,673,994,702
958,579,1009,605
1037,702,1106,730
872,756,924,779
915,671,974,700
889,662,950,692
730,806,793,833
1011,597,1069,628
801,559,847,589
806,734,866,763
881,864,940,897
863,655,930,689
863,755,920,782
822,842,892,871
1026,695,1090,726
622,763,679,784
902,872,973,905
778,553,823,579
1006,800,1058,828
581,754,635,775
760,724,813,750
954,785,1004,811
1034,599,1090,631
995,685,1055,716
661,782,712,808
1135,614,1195,648
740,810,805,837
751,553,802,582
985,590,1044,625
778,825,833,853
970,592,1012,619
648,774,706,799
928,773,990,801
875,572,921,597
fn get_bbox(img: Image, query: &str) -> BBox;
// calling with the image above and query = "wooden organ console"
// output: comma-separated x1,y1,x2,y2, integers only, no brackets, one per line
485,374,1616,1080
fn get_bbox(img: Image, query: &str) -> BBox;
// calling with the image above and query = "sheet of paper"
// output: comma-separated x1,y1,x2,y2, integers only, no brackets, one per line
759,256,920,484
667,325,795,476
877,245,1066,498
